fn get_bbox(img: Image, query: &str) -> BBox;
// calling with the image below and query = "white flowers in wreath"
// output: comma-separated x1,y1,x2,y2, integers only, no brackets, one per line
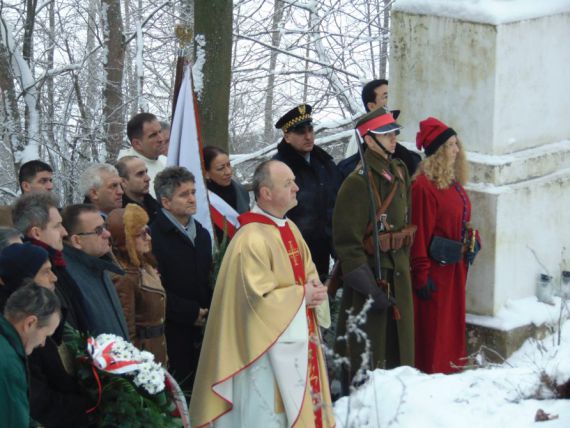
87,333,166,395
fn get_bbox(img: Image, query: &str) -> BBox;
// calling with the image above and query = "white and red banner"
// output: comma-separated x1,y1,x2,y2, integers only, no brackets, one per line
167,66,239,241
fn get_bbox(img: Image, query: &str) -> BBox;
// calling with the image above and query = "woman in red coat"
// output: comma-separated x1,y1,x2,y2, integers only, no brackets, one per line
411,117,480,374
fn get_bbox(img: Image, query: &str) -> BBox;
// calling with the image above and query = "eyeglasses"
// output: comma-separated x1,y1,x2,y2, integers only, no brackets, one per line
76,224,107,237
135,226,151,241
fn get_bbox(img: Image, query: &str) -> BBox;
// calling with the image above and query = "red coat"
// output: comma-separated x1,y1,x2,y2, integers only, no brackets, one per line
411,174,471,374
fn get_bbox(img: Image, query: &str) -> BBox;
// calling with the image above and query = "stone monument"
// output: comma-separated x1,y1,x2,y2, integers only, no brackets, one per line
390,0,570,358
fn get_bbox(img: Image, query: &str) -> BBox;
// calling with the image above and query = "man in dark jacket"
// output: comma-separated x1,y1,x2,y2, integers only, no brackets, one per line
0,284,61,428
12,193,94,427
13,192,88,331
151,166,212,395
273,104,342,279
61,204,128,339
116,155,161,223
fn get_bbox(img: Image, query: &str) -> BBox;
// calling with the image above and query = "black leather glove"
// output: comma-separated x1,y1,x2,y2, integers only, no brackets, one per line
343,264,391,312
466,239,481,265
415,277,437,300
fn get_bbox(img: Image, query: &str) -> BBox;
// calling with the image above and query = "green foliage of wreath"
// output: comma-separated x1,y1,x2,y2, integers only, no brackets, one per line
64,326,182,428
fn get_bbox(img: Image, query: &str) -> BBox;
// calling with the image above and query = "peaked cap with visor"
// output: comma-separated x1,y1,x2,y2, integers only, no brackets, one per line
355,108,402,138
275,104,313,133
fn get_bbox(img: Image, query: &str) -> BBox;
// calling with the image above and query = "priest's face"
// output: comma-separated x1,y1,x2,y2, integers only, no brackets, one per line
267,162,299,216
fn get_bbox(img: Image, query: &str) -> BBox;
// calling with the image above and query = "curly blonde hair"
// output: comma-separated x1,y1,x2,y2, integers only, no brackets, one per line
414,137,469,188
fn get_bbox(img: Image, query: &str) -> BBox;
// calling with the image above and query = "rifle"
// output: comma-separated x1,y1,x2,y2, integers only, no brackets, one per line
326,261,342,297
354,130,399,319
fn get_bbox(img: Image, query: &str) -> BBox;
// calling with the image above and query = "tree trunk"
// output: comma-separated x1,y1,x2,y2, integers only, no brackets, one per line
21,0,40,159
102,0,125,162
263,0,284,144
45,0,55,159
194,0,232,153
302,8,313,103
123,0,136,119
380,0,391,78
0,15,40,164
0,36,23,163
22,0,38,64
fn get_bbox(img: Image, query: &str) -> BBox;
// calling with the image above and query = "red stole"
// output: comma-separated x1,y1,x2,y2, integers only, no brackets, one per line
238,212,323,428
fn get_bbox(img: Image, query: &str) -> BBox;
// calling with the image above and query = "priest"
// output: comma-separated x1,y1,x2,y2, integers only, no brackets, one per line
190,160,335,428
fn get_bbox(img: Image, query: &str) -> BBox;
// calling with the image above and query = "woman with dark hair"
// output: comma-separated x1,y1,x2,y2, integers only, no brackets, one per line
411,117,481,374
203,146,250,242
108,203,167,364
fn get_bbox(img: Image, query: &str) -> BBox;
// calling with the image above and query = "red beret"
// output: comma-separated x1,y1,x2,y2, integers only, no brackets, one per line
416,117,456,157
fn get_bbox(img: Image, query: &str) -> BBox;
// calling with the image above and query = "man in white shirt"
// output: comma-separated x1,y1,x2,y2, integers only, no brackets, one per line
119,113,167,197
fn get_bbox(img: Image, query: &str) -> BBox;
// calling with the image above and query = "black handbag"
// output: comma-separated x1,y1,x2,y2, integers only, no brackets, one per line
429,236,463,265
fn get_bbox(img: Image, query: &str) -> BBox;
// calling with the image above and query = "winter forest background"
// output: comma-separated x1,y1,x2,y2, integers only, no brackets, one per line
0,0,393,204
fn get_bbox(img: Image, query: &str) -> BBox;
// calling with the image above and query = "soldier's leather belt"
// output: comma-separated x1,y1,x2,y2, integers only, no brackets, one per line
363,224,417,255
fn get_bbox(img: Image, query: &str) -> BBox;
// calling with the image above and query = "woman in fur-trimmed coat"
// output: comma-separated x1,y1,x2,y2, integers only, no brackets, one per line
108,204,167,364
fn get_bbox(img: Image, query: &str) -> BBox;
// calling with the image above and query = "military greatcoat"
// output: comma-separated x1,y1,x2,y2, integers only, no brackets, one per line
333,149,414,384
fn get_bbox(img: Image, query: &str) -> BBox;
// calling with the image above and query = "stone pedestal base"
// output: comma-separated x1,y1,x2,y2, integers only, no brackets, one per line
466,320,553,364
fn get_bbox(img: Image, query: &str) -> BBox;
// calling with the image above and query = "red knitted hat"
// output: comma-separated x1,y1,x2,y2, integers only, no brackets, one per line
416,117,456,157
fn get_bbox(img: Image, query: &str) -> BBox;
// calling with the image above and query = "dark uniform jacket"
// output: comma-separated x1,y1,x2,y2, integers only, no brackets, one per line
150,210,212,393
333,149,415,387
273,141,342,277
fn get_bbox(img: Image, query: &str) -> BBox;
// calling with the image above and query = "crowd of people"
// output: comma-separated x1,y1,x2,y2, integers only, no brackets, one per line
0,80,481,428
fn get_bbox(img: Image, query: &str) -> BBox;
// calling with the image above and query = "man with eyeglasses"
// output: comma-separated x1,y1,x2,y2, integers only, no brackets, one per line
61,204,128,339
273,104,342,280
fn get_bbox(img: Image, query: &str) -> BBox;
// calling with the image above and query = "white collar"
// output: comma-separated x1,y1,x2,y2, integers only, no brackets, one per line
251,204,287,227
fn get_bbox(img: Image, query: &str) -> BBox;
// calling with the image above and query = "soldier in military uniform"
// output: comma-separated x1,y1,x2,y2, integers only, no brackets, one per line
333,109,415,393
273,104,342,279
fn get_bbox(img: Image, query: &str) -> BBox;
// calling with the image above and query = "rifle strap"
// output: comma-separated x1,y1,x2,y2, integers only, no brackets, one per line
367,166,404,231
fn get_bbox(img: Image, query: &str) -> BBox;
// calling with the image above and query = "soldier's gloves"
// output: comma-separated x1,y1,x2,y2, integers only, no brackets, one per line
415,277,437,300
343,264,390,312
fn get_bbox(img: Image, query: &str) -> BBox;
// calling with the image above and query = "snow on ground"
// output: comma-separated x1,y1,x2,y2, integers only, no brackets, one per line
334,318,570,428
467,296,567,331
